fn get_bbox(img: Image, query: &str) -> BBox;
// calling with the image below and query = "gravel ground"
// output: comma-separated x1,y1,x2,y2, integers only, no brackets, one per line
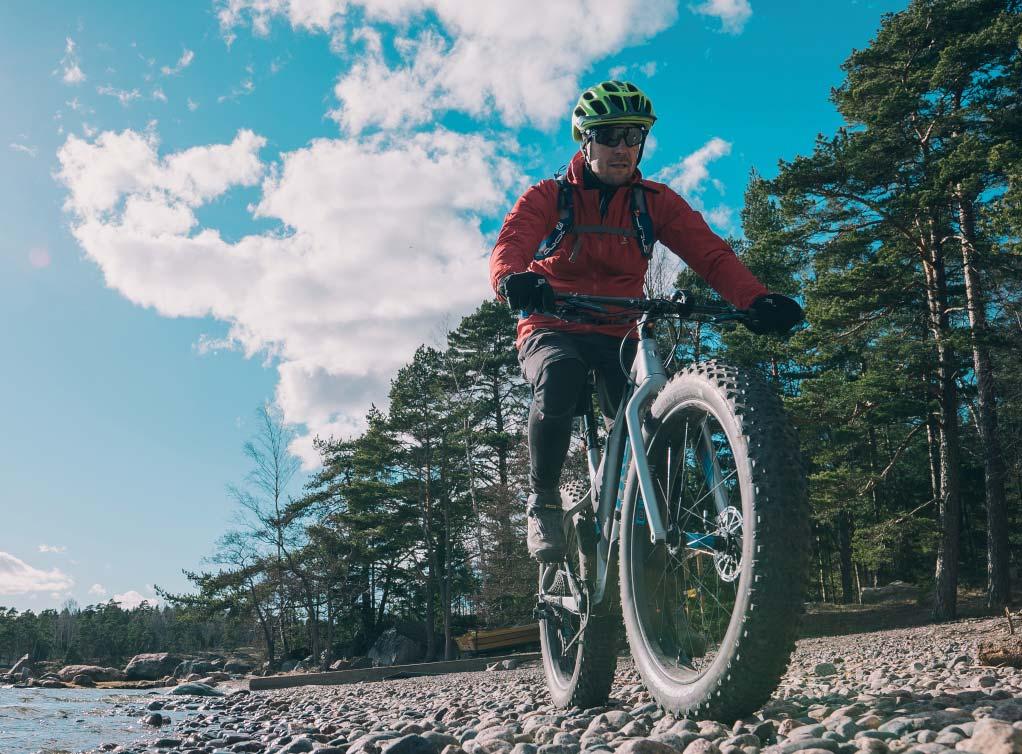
97,615,1022,754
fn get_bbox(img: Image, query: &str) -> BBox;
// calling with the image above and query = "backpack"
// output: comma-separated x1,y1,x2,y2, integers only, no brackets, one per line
534,176,656,262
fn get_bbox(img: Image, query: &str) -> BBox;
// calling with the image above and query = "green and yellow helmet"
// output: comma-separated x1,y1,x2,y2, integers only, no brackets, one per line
571,80,657,142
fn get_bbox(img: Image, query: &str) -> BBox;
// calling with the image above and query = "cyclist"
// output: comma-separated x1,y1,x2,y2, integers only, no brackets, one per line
490,80,803,562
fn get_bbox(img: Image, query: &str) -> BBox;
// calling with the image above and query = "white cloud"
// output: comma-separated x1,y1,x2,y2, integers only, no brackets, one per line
57,127,522,466
97,85,142,106
639,61,658,77
609,61,658,80
655,136,732,195
152,88,168,103
58,37,87,85
703,204,735,231
218,0,678,133
194,333,237,355
689,0,752,34
655,137,736,234
88,583,107,596
38,544,67,553
187,98,200,111
161,49,195,76
218,77,255,103
111,589,158,609
58,128,266,218
0,552,74,595
9,142,38,157
643,132,658,160
64,64,86,84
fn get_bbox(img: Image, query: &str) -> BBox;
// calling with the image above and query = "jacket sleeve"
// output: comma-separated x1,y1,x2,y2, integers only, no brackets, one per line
489,181,557,296
654,187,768,310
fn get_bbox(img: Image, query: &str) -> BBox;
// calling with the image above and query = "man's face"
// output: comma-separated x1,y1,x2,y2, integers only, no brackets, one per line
584,127,643,186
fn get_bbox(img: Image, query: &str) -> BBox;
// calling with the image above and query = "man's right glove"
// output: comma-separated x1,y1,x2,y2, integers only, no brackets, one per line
498,272,555,313
743,294,805,336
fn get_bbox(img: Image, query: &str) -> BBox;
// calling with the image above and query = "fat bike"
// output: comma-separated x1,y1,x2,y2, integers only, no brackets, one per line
534,291,809,721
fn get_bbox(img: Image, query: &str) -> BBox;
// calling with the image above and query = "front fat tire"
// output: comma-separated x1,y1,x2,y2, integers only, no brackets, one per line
619,360,809,721
539,480,620,709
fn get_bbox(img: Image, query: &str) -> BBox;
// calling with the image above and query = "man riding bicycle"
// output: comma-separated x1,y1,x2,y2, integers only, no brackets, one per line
489,80,803,562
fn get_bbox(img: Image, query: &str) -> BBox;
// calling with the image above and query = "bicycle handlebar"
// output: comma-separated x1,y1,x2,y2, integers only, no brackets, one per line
552,290,749,324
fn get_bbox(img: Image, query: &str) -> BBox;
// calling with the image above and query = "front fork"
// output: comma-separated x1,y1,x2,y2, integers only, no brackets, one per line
587,318,731,605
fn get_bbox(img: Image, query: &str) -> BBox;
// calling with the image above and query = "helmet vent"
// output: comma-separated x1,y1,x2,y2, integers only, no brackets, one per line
604,81,620,92
609,94,625,111
591,100,608,115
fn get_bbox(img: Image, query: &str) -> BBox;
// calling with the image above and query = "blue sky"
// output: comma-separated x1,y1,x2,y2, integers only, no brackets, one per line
0,0,905,612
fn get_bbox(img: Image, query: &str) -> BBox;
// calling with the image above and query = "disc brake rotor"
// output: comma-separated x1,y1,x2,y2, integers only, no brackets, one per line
712,506,743,582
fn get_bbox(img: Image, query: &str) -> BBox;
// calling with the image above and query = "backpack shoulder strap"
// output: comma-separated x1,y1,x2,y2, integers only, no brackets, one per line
631,185,656,258
535,177,573,261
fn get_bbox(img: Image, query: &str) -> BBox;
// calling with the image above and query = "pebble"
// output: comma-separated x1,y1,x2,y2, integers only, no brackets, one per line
86,615,1022,754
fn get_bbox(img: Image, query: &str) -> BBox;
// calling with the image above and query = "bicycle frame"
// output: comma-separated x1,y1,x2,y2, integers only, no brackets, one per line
573,310,733,608
537,291,748,622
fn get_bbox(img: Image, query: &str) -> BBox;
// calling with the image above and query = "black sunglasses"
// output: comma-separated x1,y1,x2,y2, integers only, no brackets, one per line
588,125,647,147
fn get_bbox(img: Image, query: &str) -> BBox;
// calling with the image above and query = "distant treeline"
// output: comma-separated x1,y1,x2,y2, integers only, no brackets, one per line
6,0,1019,672
0,601,256,666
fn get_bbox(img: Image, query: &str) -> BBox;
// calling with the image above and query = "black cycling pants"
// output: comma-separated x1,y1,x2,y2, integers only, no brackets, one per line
517,330,637,494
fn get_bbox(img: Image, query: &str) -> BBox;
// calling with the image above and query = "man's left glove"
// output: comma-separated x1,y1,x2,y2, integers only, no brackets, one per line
743,294,805,336
499,272,556,313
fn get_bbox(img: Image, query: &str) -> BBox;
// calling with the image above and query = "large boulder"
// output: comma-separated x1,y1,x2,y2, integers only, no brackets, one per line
125,653,181,680
223,657,253,674
860,580,917,604
170,681,225,697
57,665,125,682
173,659,218,679
368,628,426,667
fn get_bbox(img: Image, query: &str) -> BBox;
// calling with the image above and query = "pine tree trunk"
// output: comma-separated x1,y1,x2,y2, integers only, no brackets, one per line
837,511,855,604
923,233,962,622
465,423,486,609
955,186,1011,608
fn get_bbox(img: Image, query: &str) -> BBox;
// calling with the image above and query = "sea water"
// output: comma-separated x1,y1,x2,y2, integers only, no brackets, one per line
0,686,156,754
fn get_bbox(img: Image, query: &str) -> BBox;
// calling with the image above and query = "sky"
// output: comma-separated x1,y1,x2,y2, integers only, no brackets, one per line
0,0,907,613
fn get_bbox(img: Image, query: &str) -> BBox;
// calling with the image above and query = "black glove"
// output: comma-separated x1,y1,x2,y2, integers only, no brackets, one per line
499,272,555,313
743,294,804,336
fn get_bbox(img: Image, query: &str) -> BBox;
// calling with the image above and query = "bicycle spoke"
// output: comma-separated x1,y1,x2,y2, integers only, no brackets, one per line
691,468,738,512
657,475,715,530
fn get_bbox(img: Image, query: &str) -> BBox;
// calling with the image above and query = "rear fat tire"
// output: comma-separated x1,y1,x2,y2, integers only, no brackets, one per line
618,360,809,720
539,480,621,709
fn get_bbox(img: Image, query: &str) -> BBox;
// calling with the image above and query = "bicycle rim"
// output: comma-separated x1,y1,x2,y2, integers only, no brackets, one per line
626,399,746,684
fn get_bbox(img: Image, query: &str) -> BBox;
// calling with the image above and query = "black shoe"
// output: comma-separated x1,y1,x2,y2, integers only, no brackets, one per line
527,490,565,562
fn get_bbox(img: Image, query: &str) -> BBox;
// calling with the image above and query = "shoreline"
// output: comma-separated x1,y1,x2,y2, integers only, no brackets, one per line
76,614,1022,754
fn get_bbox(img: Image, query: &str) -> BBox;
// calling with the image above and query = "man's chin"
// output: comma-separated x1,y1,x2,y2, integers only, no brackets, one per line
597,170,631,186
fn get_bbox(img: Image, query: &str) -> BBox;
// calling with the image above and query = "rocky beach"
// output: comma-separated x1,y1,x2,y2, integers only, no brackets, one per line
57,614,1022,754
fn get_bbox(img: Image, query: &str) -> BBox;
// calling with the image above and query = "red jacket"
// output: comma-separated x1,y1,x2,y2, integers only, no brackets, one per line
490,152,769,348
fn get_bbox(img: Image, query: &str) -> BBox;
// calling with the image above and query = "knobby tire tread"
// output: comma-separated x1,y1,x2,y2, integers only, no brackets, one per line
623,359,810,720
540,480,621,709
